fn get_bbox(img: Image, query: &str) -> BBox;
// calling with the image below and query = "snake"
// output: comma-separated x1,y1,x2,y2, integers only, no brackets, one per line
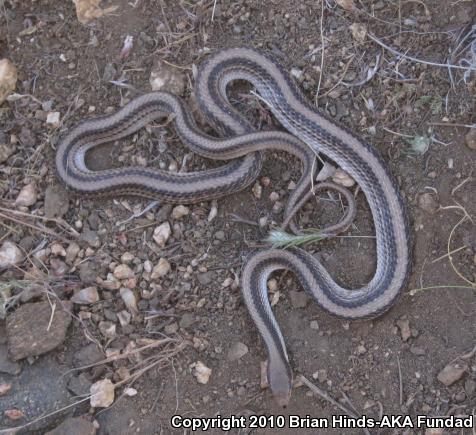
55,47,411,408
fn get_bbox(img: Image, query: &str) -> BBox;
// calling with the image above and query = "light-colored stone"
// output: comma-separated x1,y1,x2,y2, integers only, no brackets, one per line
172,205,189,219
90,379,115,408
332,168,355,187
71,287,99,304
14,183,37,206
193,361,212,384
153,222,171,247
46,111,61,127
349,23,367,42
113,264,134,280
0,241,24,269
437,361,467,386
120,287,137,313
396,318,411,342
252,182,262,199
120,252,134,264
151,258,171,279
73,0,119,25
98,321,116,339
465,128,476,150
51,243,66,257
228,342,249,361
0,58,17,104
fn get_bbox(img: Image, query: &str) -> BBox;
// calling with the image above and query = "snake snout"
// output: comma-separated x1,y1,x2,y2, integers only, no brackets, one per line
268,367,292,408
275,392,291,408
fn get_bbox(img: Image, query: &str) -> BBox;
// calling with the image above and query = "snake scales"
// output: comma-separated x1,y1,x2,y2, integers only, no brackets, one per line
56,47,411,407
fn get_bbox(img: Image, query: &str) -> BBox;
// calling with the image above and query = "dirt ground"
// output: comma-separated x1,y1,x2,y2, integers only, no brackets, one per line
1,0,476,434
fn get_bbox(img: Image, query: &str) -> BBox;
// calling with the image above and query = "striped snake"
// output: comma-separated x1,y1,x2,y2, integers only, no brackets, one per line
56,47,411,407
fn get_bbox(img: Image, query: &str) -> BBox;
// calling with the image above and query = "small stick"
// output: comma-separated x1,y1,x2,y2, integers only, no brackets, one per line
315,0,325,98
367,33,476,71
429,122,475,128
397,355,403,406
432,245,467,263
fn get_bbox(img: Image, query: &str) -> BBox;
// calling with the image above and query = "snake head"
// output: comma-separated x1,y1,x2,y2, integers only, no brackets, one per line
268,360,292,408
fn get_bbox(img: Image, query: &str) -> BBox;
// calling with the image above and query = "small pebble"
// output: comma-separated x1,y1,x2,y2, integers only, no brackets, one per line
71,287,99,304
465,128,476,150
417,193,439,213
193,361,212,384
151,258,171,279
228,342,249,361
437,361,467,386
172,205,189,219
0,241,24,268
14,183,37,207
153,222,171,247
396,317,411,342
113,264,134,280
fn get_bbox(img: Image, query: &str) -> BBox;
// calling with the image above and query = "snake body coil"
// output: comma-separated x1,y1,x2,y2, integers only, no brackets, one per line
56,47,411,407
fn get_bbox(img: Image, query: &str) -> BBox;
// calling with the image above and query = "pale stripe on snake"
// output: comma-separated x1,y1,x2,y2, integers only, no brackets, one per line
55,47,411,408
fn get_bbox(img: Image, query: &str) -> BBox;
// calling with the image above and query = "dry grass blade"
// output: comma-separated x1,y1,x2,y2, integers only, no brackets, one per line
61,337,185,375
368,33,476,71
266,228,325,249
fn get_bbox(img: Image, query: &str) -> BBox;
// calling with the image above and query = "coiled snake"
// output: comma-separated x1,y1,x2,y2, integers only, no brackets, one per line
56,47,411,407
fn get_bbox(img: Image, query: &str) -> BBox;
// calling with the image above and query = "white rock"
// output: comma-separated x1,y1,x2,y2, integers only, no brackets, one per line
113,264,134,279
73,0,119,25
120,287,137,313
252,182,262,199
14,183,37,207
172,205,189,220
267,278,278,292
153,222,171,247
207,201,218,222
143,260,152,273
120,252,134,263
0,58,17,104
269,192,279,202
0,241,24,268
193,361,212,384
71,286,99,304
46,111,61,127
151,258,171,279
124,387,137,397
349,23,367,42
66,243,80,264
316,161,337,181
51,243,66,257
332,168,355,187
90,379,115,408
98,321,116,338
117,310,131,326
